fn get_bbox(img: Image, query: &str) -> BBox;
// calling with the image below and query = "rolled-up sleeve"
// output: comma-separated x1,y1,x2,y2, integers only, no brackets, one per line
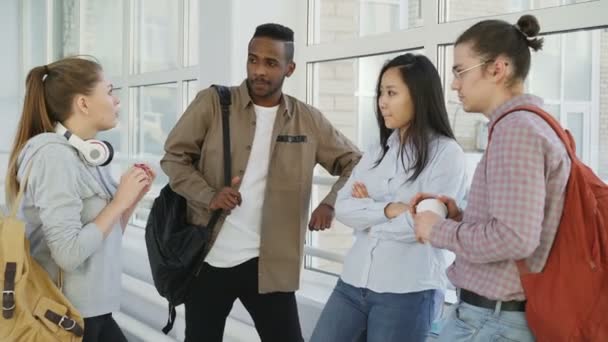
431,122,547,263
313,109,362,207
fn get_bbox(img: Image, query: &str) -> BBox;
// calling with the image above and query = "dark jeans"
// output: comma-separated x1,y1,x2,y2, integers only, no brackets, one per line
83,313,127,342
184,257,303,342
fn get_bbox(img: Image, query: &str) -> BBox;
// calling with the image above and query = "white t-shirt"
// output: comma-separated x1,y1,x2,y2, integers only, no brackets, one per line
205,104,278,267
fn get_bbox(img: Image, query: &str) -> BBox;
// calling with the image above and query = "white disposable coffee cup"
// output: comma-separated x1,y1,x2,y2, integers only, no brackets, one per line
416,198,448,218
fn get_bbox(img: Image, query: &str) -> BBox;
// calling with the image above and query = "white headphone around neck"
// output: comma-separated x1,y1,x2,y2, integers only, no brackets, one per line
55,123,114,166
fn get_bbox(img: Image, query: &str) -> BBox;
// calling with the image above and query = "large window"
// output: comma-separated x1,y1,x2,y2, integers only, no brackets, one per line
132,0,179,73
441,0,597,23
52,0,200,227
52,0,124,77
303,0,608,276
440,29,607,173
310,0,423,44
307,51,420,274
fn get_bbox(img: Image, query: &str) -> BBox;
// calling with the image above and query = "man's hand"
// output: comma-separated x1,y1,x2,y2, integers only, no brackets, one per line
209,176,242,211
413,211,442,244
308,204,335,231
409,193,463,222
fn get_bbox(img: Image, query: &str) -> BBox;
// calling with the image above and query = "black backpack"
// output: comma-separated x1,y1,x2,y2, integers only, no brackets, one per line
145,85,232,334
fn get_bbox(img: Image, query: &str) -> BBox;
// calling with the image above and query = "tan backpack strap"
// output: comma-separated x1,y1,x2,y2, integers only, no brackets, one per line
57,270,63,291
9,162,35,219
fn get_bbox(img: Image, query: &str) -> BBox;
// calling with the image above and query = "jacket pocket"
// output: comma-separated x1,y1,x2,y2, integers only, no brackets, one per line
272,140,314,184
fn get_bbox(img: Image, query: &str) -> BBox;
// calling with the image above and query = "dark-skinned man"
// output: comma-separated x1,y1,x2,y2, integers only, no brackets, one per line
161,23,361,342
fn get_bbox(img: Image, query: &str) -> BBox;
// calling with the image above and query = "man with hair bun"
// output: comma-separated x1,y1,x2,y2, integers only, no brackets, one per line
411,15,569,342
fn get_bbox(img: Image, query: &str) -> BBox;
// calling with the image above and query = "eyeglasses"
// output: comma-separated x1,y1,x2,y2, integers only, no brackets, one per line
452,60,492,80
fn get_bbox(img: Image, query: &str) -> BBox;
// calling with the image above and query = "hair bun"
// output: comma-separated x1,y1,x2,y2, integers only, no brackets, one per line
516,15,544,51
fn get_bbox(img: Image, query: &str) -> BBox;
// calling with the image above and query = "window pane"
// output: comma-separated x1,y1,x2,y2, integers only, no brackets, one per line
23,0,48,72
307,185,353,274
530,34,561,101
184,80,199,109
442,28,608,182
52,0,79,59
185,0,199,66
441,45,487,151
310,50,416,155
441,0,595,23
133,83,177,189
130,83,178,226
52,0,123,77
1,0,21,153
80,0,123,77
564,31,592,101
306,256,344,276
542,104,561,120
97,89,128,154
307,51,421,273
311,0,422,45
132,0,179,73
567,111,584,158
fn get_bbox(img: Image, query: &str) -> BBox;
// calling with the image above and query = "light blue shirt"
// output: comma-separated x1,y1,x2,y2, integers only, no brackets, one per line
336,131,468,294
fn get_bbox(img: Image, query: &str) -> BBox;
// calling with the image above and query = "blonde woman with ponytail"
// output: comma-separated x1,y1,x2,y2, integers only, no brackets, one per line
6,57,155,342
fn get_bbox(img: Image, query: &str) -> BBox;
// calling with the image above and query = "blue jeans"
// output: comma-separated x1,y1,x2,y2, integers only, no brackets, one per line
310,279,437,342
436,301,535,342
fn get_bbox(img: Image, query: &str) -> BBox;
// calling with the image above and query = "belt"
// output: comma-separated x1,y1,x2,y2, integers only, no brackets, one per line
460,289,526,312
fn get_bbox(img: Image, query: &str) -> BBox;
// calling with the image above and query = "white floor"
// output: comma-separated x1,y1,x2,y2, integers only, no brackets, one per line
223,317,261,342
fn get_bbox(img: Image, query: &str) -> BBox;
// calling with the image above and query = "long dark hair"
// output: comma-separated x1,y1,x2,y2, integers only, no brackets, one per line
374,53,455,182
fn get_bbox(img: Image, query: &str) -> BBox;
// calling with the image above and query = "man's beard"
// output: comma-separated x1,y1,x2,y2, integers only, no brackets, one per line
247,77,285,98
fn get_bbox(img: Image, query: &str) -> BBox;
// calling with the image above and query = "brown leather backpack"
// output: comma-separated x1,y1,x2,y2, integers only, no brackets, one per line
1,165,84,341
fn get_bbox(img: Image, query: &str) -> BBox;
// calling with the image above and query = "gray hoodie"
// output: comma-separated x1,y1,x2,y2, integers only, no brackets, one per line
17,133,122,318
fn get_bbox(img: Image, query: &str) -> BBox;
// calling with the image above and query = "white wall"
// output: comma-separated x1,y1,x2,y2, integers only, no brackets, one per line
198,1,233,87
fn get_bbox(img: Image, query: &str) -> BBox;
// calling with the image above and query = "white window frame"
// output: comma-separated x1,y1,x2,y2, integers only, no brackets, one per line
43,0,199,228
527,30,601,166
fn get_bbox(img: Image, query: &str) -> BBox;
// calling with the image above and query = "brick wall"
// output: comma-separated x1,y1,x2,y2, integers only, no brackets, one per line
317,0,358,44
446,0,512,21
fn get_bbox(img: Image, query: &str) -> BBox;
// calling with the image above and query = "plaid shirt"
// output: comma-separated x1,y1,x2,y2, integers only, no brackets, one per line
430,94,571,301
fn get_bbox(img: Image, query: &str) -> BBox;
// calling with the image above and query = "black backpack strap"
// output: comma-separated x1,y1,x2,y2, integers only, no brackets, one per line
162,304,177,334
161,85,233,335
211,84,232,187
204,85,232,230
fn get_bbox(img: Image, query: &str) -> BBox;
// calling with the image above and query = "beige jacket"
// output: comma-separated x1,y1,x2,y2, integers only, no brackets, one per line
161,81,361,292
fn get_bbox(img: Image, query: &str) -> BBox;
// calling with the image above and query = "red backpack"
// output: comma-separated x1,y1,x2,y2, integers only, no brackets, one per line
492,105,608,341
